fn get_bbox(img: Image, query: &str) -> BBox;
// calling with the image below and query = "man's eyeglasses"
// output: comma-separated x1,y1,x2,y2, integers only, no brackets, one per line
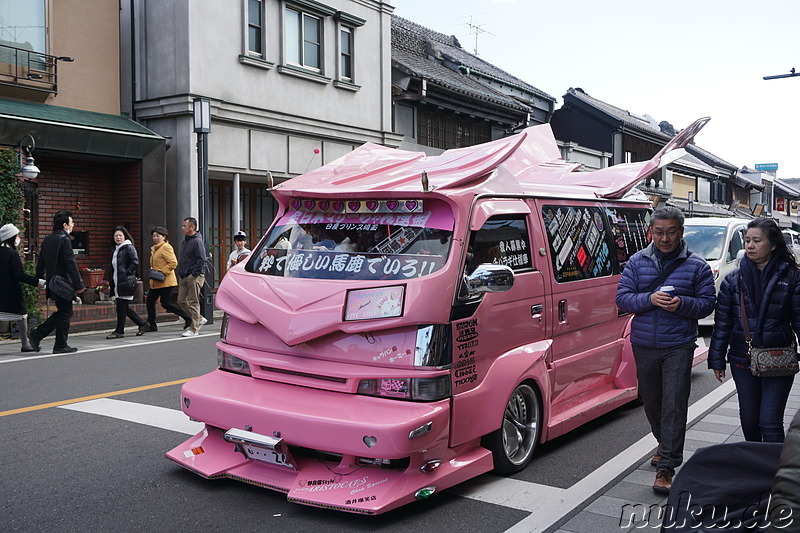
652,230,680,238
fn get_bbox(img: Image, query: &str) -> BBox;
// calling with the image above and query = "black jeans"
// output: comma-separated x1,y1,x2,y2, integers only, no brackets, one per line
32,294,73,349
114,297,145,334
146,286,190,328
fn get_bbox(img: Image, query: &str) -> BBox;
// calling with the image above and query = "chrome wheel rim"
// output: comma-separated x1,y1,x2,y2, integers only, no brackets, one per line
501,384,538,466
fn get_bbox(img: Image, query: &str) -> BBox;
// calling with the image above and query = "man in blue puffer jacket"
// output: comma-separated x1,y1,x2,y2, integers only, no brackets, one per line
616,206,716,494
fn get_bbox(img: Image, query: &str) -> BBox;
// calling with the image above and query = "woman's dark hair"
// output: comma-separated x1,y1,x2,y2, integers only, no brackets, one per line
1,235,17,249
113,225,134,245
747,218,798,269
151,226,168,240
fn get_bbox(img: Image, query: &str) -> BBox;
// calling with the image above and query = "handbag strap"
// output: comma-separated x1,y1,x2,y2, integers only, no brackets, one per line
645,257,686,294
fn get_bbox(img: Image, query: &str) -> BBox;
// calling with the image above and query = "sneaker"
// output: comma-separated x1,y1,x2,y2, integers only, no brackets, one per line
650,454,662,467
53,345,78,354
199,316,208,328
653,470,672,494
182,330,198,337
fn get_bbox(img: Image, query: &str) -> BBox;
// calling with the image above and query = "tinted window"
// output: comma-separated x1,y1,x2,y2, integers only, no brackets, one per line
466,215,531,275
246,200,454,281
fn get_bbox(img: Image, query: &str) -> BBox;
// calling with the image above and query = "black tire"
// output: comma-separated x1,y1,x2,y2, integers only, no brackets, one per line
482,382,542,475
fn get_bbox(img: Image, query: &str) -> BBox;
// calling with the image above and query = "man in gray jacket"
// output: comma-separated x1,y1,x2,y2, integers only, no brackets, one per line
177,217,207,337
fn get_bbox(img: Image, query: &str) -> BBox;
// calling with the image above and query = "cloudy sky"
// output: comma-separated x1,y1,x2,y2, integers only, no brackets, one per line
391,0,800,178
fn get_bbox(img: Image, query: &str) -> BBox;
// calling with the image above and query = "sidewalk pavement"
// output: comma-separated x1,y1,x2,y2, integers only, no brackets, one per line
553,376,800,532
0,310,225,356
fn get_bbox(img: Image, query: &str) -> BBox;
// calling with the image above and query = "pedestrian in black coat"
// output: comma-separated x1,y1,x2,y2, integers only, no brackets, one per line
105,225,145,339
29,210,85,354
0,224,45,352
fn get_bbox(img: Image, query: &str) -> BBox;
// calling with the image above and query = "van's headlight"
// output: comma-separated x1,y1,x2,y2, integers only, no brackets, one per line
217,349,251,376
357,375,450,401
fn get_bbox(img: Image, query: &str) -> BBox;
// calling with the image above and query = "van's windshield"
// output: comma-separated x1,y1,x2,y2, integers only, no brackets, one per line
683,225,725,260
246,200,454,280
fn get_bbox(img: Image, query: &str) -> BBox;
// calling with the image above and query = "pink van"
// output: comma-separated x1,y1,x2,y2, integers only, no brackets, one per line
166,118,710,514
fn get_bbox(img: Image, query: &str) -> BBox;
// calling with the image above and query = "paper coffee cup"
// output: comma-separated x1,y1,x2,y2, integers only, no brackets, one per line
661,285,675,297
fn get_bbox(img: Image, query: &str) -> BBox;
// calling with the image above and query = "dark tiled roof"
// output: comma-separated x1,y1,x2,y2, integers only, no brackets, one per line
565,88,670,139
391,16,554,112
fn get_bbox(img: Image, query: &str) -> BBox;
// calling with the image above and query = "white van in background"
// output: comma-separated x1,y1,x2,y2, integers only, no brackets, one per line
683,217,749,326
782,228,800,265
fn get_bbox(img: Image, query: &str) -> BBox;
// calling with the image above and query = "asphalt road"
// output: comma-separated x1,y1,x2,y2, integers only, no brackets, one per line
0,323,722,532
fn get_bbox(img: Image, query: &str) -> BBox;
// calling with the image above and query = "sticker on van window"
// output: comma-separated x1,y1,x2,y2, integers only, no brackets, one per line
542,205,614,282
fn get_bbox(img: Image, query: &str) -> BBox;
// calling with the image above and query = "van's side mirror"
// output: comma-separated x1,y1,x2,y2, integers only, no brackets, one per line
460,264,514,299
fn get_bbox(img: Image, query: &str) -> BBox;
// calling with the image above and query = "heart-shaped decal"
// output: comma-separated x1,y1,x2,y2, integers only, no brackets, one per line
366,200,378,211
303,200,316,211
183,397,191,408
290,199,302,211
348,201,361,212
332,201,344,212
405,200,418,211
318,200,330,211
386,200,399,211
363,435,378,448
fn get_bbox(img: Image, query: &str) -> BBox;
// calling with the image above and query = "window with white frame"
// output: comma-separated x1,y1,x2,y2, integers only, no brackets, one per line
0,0,46,53
285,7,321,70
246,0,265,56
339,26,352,81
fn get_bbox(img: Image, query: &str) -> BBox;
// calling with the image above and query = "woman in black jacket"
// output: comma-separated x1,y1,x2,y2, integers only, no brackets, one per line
0,224,45,352
709,218,800,442
106,226,146,339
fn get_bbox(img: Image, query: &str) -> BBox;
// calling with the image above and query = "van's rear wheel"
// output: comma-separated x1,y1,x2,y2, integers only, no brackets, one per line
483,383,541,475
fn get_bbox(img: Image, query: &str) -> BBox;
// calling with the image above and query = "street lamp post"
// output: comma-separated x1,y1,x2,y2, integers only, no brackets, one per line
193,97,213,324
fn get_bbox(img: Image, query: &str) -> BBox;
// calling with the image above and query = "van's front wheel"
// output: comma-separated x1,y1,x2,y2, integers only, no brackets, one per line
483,383,541,475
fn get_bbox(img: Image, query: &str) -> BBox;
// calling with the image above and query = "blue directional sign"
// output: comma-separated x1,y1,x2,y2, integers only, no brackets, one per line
755,163,779,171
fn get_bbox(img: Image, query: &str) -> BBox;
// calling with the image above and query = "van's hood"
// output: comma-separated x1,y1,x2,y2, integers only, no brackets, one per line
215,267,455,346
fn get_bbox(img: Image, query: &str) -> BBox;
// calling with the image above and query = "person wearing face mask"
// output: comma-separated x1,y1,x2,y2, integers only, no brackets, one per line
29,210,85,354
105,225,146,339
0,224,46,352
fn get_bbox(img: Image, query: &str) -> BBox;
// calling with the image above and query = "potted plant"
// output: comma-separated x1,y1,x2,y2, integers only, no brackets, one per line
96,280,111,301
80,267,106,288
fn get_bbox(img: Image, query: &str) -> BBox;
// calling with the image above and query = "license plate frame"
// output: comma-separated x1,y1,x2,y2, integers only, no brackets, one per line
224,428,297,470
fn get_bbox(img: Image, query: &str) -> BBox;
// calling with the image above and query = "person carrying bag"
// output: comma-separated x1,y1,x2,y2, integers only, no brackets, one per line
709,218,800,443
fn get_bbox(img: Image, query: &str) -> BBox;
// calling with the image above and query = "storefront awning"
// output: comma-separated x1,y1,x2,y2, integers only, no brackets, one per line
0,97,163,160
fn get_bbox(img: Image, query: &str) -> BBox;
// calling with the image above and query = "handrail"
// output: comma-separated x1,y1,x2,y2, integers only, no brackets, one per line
0,42,70,94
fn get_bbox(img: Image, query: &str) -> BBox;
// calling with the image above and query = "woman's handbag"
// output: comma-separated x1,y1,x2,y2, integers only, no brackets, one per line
148,268,166,282
740,292,800,377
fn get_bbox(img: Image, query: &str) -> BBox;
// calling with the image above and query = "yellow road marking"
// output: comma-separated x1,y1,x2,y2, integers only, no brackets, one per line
0,377,195,418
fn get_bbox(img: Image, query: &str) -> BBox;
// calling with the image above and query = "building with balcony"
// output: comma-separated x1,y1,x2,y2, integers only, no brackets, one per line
0,0,165,273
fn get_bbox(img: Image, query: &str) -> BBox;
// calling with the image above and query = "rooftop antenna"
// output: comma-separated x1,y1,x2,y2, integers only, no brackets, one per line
763,67,798,80
466,16,494,56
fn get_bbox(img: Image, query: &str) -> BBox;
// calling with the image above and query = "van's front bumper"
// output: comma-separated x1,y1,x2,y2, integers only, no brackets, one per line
165,370,493,514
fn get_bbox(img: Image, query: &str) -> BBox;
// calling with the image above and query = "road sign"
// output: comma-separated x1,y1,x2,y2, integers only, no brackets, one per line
755,163,779,171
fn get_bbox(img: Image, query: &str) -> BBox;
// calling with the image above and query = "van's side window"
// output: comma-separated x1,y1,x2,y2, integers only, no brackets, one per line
542,205,616,282
605,207,652,271
728,229,744,262
465,215,532,275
